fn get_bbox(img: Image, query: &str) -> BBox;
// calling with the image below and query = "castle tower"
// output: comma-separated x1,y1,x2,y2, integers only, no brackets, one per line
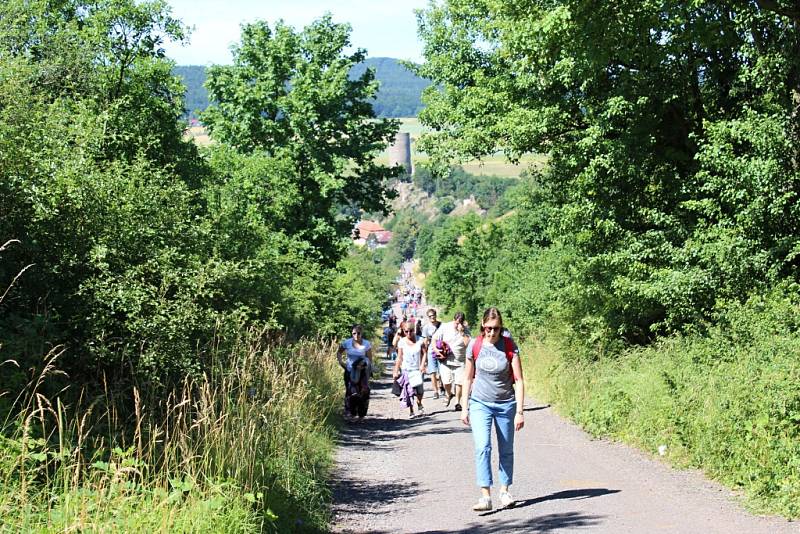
388,132,412,180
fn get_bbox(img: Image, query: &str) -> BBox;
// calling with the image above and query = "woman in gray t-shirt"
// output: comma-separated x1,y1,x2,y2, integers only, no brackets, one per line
461,307,525,512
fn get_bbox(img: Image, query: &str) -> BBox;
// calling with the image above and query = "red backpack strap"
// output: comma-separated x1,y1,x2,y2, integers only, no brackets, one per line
502,336,517,363
502,336,519,383
472,335,484,360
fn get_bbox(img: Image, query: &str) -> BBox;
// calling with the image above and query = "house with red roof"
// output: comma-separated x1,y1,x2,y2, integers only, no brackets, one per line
353,220,393,248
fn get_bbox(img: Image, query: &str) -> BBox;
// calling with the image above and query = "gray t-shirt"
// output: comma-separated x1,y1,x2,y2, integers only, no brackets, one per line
466,337,518,403
433,321,471,365
421,321,441,354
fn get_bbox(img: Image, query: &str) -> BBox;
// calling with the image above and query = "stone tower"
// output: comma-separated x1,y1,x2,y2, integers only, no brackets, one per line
388,132,412,179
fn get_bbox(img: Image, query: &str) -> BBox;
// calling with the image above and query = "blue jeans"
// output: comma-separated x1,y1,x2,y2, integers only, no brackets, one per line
469,397,516,487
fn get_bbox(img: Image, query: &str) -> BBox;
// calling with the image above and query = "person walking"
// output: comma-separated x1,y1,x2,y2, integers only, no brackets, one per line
392,321,427,418
336,324,374,422
391,318,407,361
421,308,443,399
432,311,471,410
460,307,525,511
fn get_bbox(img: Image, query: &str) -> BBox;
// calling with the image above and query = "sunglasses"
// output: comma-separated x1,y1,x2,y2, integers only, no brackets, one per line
352,331,361,335
483,325,501,332
402,329,413,333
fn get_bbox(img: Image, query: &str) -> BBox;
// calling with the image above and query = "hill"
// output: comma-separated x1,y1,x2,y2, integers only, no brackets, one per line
174,57,429,119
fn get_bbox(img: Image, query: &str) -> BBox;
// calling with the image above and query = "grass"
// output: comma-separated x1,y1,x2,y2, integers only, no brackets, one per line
186,125,211,146
520,303,800,519
0,333,343,533
187,118,546,178
395,118,546,178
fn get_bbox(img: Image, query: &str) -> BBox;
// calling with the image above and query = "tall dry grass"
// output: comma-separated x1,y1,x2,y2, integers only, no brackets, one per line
0,329,342,532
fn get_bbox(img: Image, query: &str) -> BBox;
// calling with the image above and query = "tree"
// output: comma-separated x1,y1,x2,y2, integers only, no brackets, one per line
415,0,800,347
0,0,216,385
202,16,400,263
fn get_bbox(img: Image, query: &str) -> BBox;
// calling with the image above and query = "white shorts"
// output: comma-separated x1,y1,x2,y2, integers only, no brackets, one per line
439,363,464,386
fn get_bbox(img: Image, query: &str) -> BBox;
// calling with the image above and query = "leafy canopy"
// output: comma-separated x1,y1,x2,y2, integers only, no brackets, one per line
415,0,800,347
202,15,400,262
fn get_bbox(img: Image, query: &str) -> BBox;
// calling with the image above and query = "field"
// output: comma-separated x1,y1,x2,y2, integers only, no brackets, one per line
187,118,546,178
186,125,211,146
387,118,546,178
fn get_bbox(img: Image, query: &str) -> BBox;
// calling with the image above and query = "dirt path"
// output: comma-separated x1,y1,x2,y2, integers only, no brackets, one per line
329,350,798,533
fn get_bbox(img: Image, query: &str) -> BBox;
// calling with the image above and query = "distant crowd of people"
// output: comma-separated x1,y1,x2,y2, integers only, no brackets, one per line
336,261,526,512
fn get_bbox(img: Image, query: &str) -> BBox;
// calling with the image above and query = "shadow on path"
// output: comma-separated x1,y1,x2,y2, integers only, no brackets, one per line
479,488,621,517
330,477,425,514
525,404,550,412
419,511,605,533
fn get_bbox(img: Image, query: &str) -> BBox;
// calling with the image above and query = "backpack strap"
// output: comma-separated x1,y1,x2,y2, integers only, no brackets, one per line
472,335,484,360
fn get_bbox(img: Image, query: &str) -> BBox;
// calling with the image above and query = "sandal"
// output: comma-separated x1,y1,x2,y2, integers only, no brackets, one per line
472,496,492,512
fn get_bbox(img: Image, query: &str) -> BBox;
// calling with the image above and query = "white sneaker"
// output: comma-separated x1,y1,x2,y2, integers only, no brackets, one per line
472,496,492,512
499,491,516,508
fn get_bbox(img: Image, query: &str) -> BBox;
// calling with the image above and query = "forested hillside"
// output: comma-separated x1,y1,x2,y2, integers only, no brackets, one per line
412,0,800,518
175,57,428,118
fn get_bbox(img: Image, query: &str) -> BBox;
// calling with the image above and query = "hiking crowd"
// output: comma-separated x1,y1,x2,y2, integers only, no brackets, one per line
336,263,526,512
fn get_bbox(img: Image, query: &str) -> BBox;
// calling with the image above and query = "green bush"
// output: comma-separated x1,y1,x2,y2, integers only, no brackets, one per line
523,287,800,517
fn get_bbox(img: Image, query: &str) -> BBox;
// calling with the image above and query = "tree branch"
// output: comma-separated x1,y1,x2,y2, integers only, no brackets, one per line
754,0,800,24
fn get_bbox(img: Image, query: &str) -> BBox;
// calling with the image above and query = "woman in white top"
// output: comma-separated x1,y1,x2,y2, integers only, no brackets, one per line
392,321,428,418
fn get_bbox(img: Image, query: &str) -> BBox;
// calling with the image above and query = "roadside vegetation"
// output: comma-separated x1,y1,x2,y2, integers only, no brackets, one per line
1,335,342,532
413,0,800,518
0,1,396,531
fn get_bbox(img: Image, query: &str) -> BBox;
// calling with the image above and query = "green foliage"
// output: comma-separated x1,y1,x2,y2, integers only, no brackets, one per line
414,164,517,212
435,196,456,214
524,287,800,517
386,213,422,262
413,5,800,517
318,247,395,337
201,16,399,262
415,0,800,350
0,4,397,391
0,0,211,385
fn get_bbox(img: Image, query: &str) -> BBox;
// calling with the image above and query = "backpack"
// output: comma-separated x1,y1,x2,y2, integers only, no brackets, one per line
471,335,518,383
434,339,452,361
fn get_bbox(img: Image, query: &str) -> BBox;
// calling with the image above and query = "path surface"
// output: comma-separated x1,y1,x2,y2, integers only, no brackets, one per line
329,351,799,533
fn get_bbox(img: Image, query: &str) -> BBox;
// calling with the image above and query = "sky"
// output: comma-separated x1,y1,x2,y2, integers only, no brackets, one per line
163,0,430,66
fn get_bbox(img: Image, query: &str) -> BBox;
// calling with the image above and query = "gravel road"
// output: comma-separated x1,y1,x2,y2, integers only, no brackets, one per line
329,351,798,533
